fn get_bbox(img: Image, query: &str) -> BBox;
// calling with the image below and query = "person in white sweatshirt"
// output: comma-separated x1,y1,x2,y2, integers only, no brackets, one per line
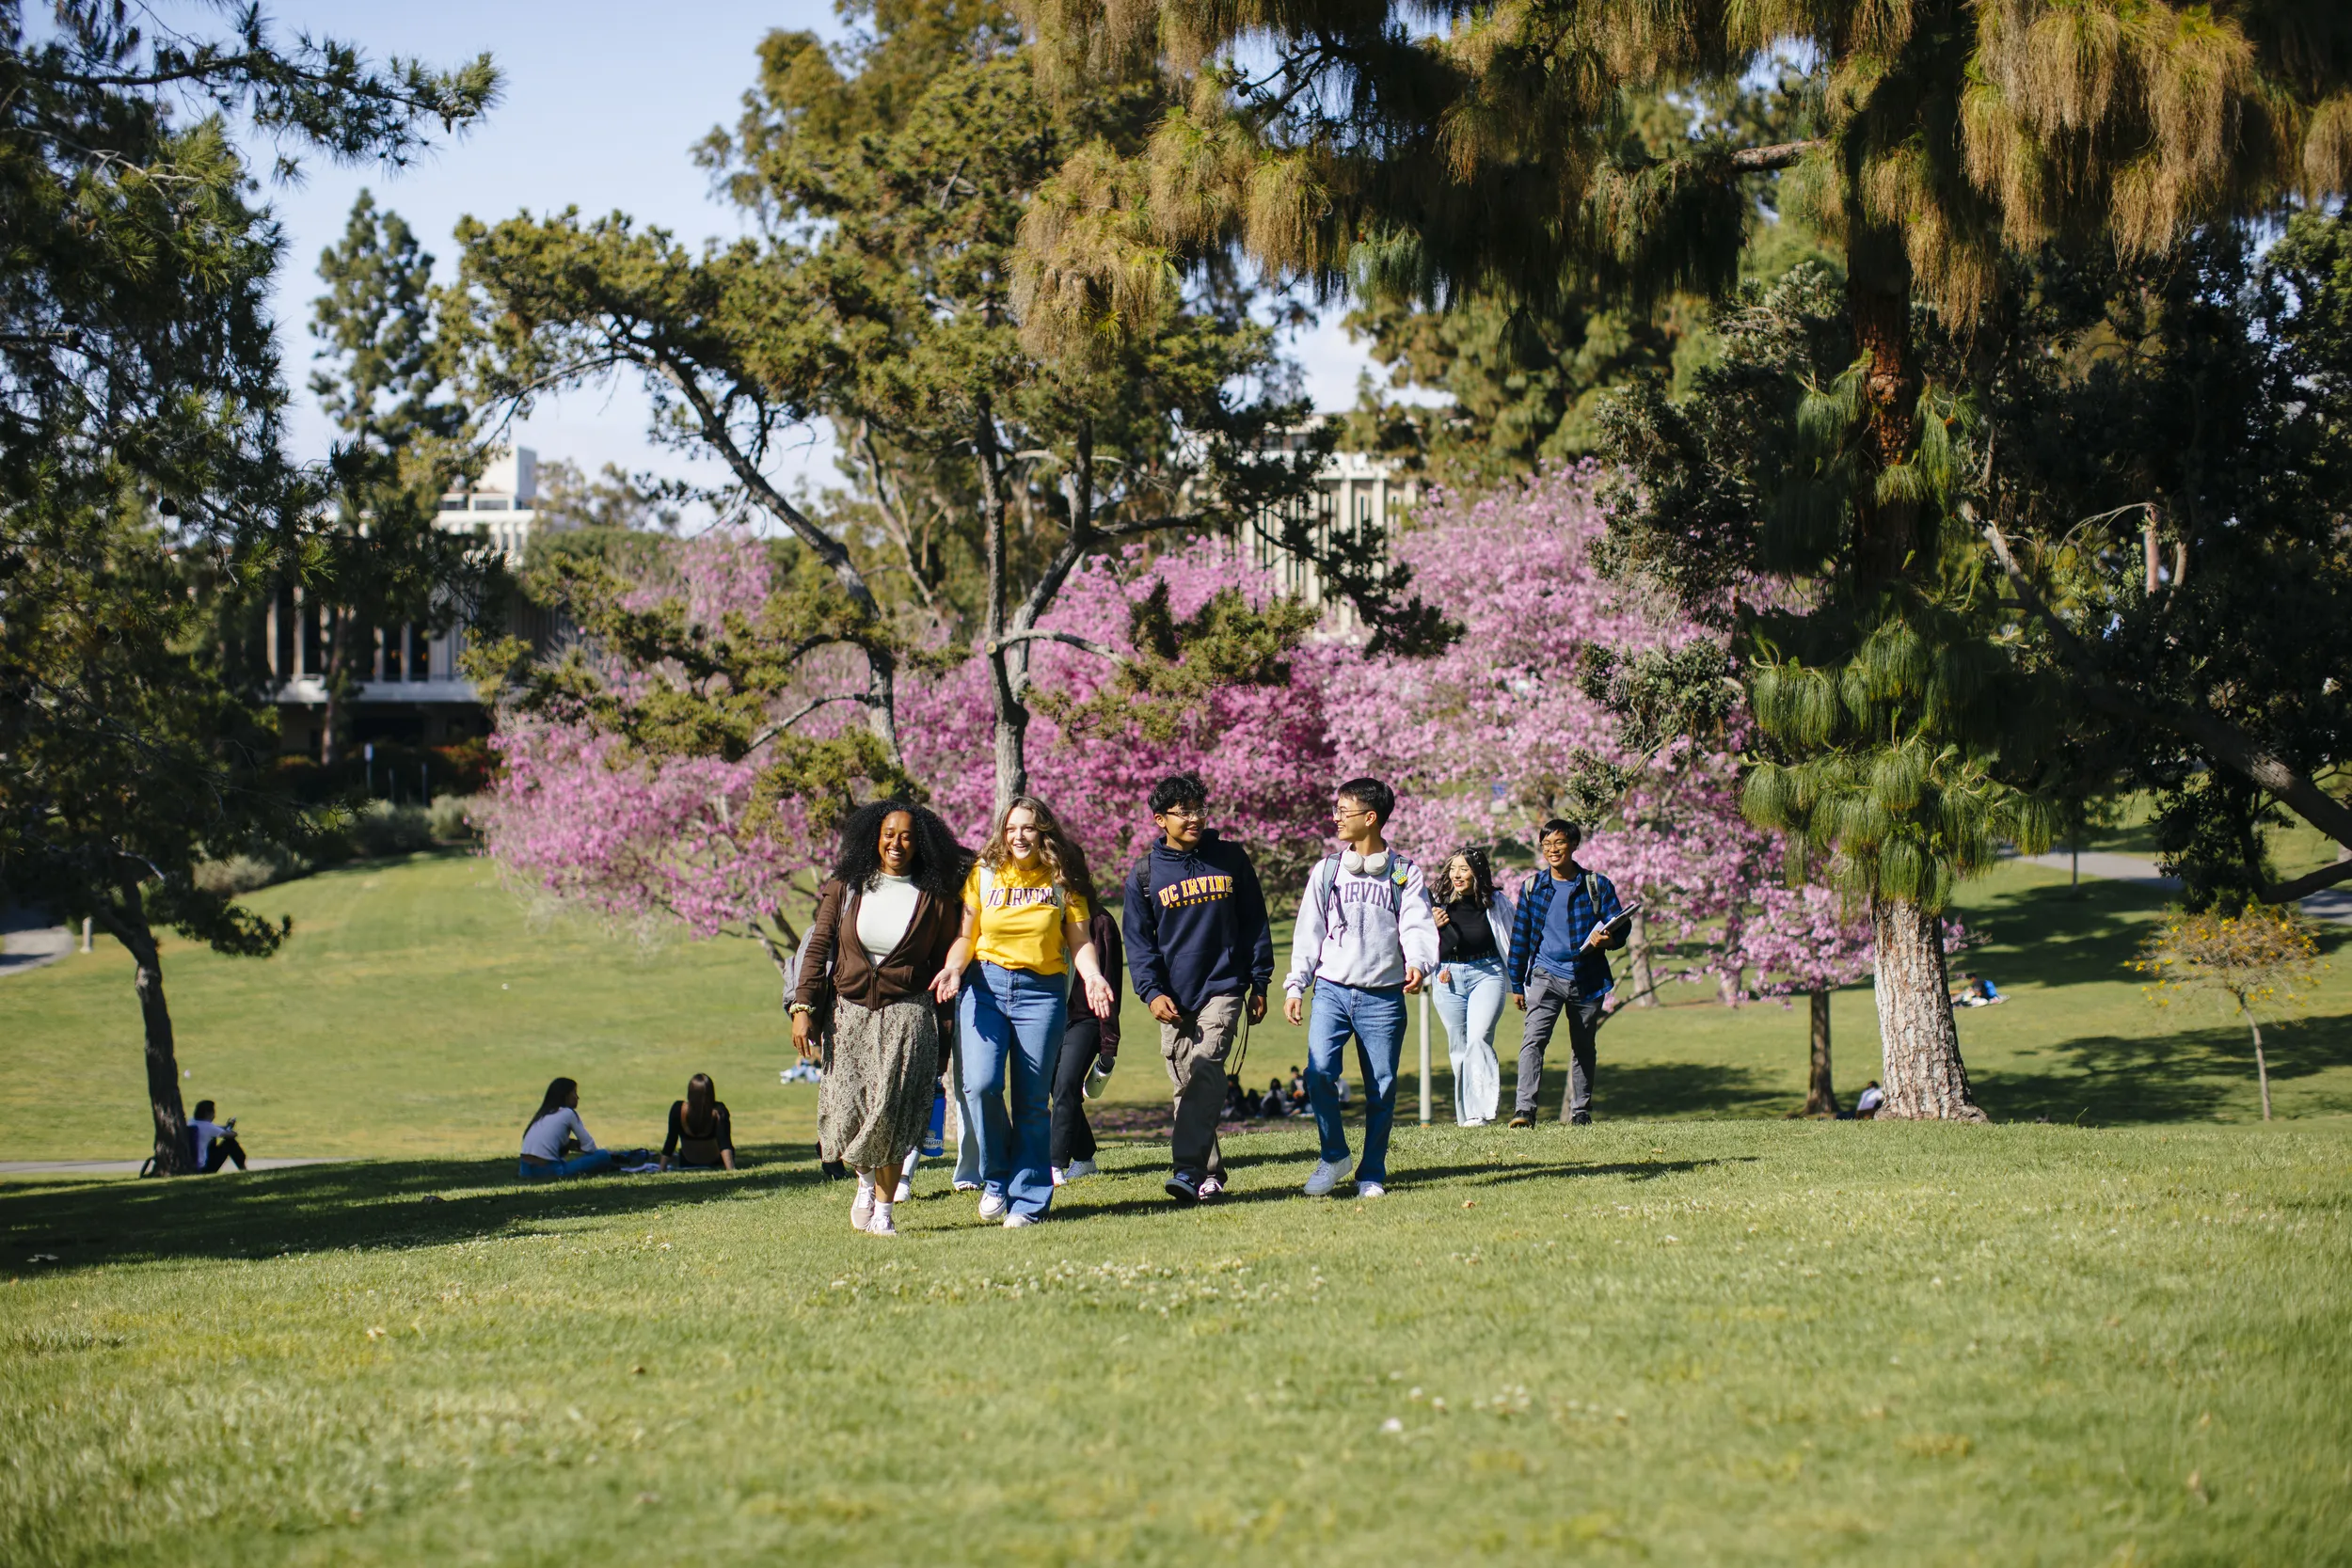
1282,777,1440,1197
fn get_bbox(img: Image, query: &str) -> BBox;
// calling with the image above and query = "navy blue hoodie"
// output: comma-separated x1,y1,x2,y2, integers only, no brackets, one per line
1121,830,1275,1015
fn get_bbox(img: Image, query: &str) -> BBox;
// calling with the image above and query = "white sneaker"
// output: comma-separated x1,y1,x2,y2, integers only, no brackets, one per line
892,1179,912,1203
1003,1212,1039,1227
1303,1158,1350,1197
1199,1175,1225,1201
851,1188,875,1231
1066,1158,1097,1180
952,1180,980,1193
1051,1165,1067,1187
866,1210,898,1236
1356,1180,1387,1199
977,1191,1008,1220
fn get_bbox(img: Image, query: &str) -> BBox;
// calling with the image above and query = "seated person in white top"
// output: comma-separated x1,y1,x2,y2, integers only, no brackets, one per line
518,1077,627,1179
187,1100,246,1173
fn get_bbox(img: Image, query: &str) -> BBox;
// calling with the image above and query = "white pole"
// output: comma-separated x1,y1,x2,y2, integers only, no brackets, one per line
1418,988,1431,1125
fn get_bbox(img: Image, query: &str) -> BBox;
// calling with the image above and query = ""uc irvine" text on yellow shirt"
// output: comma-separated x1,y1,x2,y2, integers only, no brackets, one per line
962,861,1090,975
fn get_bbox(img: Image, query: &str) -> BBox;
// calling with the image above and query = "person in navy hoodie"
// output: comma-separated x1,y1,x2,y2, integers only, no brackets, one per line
1122,772,1275,1204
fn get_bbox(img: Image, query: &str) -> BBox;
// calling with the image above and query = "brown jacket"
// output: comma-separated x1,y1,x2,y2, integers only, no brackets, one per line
795,878,961,1010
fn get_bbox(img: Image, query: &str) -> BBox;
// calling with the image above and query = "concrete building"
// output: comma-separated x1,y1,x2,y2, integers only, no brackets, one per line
264,448,543,757
1248,434,1411,626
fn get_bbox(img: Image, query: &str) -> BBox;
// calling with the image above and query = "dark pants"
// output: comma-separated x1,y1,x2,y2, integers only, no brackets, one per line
201,1136,246,1173
1050,1016,1104,1169
1516,969,1603,1121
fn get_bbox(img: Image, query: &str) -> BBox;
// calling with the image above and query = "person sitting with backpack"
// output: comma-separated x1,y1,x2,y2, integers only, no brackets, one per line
660,1073,737,1170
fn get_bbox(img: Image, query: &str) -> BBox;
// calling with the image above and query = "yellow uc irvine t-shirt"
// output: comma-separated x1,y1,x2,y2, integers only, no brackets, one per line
963,861,1089,975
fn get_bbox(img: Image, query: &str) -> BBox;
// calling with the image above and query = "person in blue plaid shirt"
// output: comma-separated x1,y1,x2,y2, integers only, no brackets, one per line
1505,819,1626,1126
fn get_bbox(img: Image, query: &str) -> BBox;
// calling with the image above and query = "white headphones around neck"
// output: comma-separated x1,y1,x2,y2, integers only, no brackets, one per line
1340,848,1391,876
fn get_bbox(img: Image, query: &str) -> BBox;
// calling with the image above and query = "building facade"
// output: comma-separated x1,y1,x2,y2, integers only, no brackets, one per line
265,448,543,757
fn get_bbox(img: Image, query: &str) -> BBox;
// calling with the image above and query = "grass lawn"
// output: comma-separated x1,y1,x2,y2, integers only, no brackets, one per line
4,1124,2348,1563
5,850,2351,1561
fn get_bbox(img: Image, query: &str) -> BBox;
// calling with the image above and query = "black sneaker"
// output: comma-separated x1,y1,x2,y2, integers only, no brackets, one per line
1568,1113,1593,1127
1164,1171,1200,1204
1508,1114,1533,1129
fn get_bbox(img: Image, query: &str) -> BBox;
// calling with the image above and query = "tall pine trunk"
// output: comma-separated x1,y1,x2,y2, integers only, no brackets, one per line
1800,989,1839,1117
97,888,192,1174
1870,895,1985,1121
974,404,1027,821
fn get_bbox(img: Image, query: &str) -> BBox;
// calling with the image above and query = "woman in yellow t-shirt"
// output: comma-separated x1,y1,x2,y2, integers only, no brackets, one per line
933,795,1115,1226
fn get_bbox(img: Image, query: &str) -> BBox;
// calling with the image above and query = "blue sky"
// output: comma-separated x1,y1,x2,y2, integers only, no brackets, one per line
253,0,1378,501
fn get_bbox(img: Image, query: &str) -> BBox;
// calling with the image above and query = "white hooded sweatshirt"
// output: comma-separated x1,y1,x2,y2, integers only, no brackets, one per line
1283,849,1441,995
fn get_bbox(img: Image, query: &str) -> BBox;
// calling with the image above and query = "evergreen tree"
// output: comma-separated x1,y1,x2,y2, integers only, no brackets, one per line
308,190,501,765
1016,0,2352,1117
0,4,495,1172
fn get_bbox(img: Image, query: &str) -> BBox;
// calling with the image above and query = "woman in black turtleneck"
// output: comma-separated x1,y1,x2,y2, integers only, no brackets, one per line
1432,847,1513,1125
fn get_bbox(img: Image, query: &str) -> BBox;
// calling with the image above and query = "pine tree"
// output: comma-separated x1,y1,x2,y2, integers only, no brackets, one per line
1015,0,2352,1117
308,190,500,766
0,4,495,1172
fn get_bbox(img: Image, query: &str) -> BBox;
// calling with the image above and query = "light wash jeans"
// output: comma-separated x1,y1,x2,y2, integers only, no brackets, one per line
1434,956,1505,1124
959,961,1067,1219
1305,979,1406,1185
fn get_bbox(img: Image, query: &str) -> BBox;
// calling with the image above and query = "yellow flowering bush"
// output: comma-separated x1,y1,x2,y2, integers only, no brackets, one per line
2133,907,2327,1121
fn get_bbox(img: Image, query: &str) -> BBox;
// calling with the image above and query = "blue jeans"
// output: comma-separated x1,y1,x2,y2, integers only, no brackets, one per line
519,1149,613,1180
1306,979,1406,1185
959,962,1068,1219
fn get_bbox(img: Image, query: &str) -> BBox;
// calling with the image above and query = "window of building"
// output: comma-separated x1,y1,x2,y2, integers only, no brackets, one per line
472,497,511,512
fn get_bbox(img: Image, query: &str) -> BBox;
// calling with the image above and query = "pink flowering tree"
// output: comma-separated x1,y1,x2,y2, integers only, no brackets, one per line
1738,884,1879,1115
1329,465,1778,997
902,535,1341,886
471,530,882,1003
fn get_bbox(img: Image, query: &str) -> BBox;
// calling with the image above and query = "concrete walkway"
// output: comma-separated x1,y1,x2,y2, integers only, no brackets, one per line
2019,850,2352,925
0,907,74,977
0,1158,339,1177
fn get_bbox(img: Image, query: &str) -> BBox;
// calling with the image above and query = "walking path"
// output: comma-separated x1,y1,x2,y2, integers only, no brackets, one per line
0,1158,338,1177
2018,850,2352,925
0,906,74,977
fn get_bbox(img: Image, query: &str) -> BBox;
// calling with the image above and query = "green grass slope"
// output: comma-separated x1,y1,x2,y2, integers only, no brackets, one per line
3,1123,2347,1564
2,850,2347,1164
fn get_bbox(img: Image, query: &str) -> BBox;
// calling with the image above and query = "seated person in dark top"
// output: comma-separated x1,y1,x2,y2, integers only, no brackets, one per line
660,1072,736,1170
1261,1078,1289,1118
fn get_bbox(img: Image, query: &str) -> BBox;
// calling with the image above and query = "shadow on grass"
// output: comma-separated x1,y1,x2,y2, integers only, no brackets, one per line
1973,1012,2352,1124
0,1142,822,1276
1053,1157,1753,1221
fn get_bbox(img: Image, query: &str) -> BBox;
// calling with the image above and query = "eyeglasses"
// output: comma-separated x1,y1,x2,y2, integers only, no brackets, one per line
1332,806,1373,822
1157,805,1205,821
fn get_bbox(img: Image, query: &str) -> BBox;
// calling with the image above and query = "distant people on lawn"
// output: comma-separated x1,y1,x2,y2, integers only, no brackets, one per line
1432,847,1513,1127
1852,1081,1886,1118
795,800,969,1238
519,1077,630,1178
935,795,1117,1228
1506,819,1628,1128
1052,837,1124,1187
1283,776,1439,1199
660,1073,736,1170
1123,771,1276,1206
187,1101,246,1173
1950,973,2005,1007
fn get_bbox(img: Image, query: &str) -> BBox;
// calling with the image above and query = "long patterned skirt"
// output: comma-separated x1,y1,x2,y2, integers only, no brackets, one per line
819,996,941,1168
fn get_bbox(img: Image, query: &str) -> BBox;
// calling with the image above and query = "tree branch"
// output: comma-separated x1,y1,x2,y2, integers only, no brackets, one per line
1728,140,1824,172
1980,514,2352,880
990,628,1126,662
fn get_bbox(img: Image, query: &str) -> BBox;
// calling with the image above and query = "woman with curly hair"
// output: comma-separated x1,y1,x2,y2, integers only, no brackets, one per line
794,800,970,1237
1432,847,1514,1126
933,796,1116,1227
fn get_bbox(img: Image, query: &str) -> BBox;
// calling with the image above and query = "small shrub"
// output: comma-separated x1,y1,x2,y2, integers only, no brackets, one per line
194,852,296,895
350,801,434,858
427,794,481,844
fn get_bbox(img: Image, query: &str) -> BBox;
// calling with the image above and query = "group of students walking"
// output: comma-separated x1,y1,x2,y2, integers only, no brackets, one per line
793,770,1629,1236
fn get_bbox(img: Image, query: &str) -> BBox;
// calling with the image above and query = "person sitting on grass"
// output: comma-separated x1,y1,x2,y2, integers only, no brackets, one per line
1261,1078,1288,1118
661,1073,736,1170
1852,1081,1886,1119
518,1077,634,1179
187,1101,246,1173
1949,973,2005,1007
